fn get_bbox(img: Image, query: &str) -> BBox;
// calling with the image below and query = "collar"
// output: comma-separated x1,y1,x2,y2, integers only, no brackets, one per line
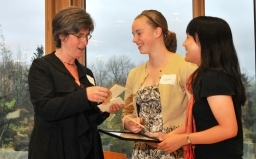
44,51,87,79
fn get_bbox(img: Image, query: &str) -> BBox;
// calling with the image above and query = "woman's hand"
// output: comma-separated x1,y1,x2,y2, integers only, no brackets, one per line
146,132,166,148
107,104,124,113
86,86,110,103
150,132,186,153
124,116,143,133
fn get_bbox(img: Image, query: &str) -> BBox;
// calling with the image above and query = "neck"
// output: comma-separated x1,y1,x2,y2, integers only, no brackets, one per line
61,60,76,66
148,51,173,68
55,50,76,66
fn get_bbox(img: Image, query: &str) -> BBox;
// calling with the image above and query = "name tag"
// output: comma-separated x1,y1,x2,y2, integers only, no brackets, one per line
159,74,176,85
86,75,95,85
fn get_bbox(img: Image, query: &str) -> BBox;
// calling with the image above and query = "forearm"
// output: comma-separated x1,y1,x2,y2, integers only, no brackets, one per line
188,125,237,145
170,124,185,134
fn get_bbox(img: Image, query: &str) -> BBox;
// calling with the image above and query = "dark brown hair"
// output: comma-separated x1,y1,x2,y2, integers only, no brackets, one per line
52,6,94,48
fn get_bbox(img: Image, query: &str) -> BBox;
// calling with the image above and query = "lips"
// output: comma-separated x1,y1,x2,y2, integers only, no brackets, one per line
77,47,84,51
137,44,143,50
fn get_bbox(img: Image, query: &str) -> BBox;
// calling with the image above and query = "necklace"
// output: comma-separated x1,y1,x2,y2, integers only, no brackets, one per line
55,52,76,66
57,57,76,66
62,61,76,66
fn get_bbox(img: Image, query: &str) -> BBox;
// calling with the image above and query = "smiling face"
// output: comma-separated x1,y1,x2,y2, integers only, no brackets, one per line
60,28,90,59
183,34,201,66
132,16,157,54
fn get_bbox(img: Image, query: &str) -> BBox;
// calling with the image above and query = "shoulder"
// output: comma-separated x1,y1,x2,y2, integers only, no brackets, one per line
202,70,233,83
169,54,197,79
172,53,186,62
32,53,55,66
200,70,236,97
128,62,146,75
171,54,197,71
30,55,49,69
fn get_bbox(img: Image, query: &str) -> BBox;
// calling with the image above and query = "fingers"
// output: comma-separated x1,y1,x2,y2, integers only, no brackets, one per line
130,127,143,133
148,132,166,141
86,86,111,103
158,142,174,153
95,87,110,102
148,132,159,138
107,104,124,113
124,116,143,133
156,134,182,153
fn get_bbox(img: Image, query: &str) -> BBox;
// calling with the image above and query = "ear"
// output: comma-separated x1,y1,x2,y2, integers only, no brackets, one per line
155,27,163,38
59,34,66,42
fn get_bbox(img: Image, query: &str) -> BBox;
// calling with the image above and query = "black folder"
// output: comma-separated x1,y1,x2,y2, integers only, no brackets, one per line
98,129,160,143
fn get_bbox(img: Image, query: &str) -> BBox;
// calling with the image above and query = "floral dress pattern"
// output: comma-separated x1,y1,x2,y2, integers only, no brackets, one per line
131,85,184,159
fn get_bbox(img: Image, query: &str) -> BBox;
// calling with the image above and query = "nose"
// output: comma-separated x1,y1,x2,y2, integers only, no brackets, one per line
182,40,186,47
132,35,137,43
81,38,88,45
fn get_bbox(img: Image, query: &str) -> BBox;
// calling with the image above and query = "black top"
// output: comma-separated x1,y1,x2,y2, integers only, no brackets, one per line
193,70,243,159
28,52,109,159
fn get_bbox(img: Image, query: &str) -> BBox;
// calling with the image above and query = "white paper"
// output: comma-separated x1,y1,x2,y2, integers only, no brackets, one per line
98,97,125,112
110,84,126,98
98,84,126,112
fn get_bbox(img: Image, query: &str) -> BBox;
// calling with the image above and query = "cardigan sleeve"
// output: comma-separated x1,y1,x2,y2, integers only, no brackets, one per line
122,68,136,118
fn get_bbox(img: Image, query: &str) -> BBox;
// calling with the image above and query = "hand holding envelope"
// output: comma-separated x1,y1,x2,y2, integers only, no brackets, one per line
98,84,126,112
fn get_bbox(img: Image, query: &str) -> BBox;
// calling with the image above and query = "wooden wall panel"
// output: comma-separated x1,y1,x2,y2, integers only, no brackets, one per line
193,0,205,17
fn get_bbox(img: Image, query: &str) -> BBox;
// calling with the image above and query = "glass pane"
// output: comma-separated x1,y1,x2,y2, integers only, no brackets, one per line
206,1,256,158
0,1,44,158
86,0,192,157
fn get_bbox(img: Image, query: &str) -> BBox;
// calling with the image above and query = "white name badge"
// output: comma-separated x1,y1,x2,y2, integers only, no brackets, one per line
86,75,95,85
159,74,176,85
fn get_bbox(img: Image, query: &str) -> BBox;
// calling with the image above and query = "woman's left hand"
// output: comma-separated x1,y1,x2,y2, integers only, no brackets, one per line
107,104,124,113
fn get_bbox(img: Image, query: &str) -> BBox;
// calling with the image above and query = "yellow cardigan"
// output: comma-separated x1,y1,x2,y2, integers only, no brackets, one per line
122,54,197,130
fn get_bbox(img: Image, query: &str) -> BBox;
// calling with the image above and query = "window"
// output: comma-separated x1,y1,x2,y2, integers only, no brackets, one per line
0,1,44,158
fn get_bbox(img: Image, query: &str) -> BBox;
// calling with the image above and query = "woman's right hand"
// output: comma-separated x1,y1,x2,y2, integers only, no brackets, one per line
124,116,143,133
86,86,110,103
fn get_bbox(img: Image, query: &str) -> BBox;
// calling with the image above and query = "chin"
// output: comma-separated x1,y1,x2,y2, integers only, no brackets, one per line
184,56,190,62
139,50,147,54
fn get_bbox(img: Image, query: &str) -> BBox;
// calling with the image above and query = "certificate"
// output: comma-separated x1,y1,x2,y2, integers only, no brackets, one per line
98,129,160,143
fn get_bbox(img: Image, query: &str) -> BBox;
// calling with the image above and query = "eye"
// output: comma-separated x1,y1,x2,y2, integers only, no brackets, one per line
77,35,84,39
137,32,142,36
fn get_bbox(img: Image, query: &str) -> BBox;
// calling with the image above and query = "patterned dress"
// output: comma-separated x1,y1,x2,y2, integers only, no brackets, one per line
131,85,184,159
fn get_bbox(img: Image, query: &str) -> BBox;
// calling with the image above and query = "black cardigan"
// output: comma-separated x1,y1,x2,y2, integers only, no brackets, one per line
28,52,109,159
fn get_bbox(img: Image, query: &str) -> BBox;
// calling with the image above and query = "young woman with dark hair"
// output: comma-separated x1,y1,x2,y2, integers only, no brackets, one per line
150,16,246,159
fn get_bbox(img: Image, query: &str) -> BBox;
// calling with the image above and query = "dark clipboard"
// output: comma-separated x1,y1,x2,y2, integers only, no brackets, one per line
98,129,160,143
